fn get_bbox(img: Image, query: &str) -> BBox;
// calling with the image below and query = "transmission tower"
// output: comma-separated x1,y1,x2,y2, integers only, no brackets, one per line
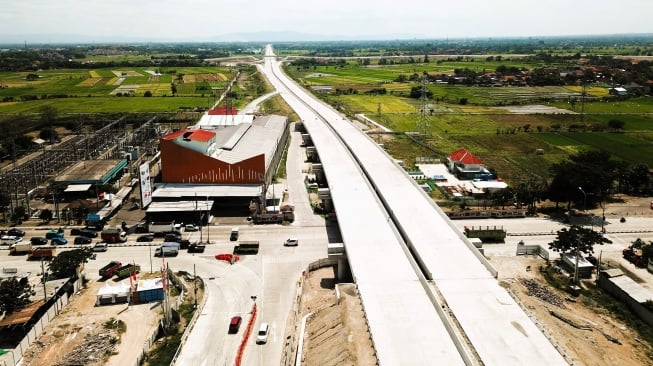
414,74,431,136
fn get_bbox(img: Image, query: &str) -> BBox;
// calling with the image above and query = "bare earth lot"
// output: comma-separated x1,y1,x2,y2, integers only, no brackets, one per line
492,256,653,366
21,280,161,366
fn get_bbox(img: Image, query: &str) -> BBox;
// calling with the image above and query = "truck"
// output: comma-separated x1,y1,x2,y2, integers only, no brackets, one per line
99,261,122,278
101,228,127,243
233,241,259,255
115,263,141,279
623,238,650,268
154,242,180,257
28,247,56,260
463,225,507,242
148,221,179,237
9,242,32,255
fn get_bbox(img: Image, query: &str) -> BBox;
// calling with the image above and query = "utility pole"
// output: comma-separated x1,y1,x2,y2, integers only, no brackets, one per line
574,187,588,285
41,257,47,301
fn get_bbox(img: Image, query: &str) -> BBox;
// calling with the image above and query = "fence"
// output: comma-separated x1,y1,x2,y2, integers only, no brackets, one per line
516,244,550,260
1,277,82,366
135,268,187,366
169,272,207,366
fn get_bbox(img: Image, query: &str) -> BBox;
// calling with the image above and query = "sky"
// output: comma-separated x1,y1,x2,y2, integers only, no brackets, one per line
1,0,652,43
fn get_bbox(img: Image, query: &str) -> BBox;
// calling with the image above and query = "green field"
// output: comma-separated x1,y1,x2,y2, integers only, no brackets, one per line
0,66,239,113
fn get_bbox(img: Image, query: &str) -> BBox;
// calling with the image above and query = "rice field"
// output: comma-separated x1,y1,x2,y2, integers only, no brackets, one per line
0,65,237,112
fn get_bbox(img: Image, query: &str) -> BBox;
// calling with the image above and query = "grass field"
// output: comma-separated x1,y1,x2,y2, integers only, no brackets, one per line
0,66,238,112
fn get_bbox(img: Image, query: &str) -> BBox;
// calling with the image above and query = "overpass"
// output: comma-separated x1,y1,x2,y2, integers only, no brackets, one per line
262,45,569,366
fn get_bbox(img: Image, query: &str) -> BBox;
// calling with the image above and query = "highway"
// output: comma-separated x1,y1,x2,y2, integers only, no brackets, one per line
262,47,469,364
261,45,569,365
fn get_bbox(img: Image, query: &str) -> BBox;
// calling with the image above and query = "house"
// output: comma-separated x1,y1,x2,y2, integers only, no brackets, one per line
447,148,490,180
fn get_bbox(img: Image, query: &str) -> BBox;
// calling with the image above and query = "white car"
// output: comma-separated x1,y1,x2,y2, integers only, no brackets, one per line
256,323,269,344
284,238,299,246
185,224,199,232
92,242,108,252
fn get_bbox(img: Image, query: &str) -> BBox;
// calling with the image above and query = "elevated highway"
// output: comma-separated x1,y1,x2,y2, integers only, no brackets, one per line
262,45,568,366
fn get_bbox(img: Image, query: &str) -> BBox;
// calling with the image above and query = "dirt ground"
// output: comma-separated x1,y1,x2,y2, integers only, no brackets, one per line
492,255,653,366
294,267,377,366
21,278,162,366
297,256,653,366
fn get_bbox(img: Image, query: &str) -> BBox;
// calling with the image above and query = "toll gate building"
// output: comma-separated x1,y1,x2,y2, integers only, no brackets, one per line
150,115,289,218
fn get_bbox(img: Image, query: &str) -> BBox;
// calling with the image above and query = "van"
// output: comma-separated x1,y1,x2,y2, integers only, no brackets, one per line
256,323,269,344
228,316,242,334
230,227,239,241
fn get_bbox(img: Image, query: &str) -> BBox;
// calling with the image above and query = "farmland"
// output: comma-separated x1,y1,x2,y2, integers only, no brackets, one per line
282,55,653,185
1,39,652,188
0,66,240,113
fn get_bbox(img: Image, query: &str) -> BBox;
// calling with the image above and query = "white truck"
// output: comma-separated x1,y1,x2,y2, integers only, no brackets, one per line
154,242,180,257
148,222,180,237
9,242,32,255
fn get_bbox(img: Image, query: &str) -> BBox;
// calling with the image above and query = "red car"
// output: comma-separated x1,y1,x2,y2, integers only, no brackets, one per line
228,316,242,334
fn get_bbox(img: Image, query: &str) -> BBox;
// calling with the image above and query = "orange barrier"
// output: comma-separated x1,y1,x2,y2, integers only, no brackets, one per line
234,303,257,366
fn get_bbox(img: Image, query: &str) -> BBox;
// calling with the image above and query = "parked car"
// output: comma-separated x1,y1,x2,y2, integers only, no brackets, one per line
284,238,299,247
70,228,82,235
7,228,25,237
228,316,242,334
92,242,109,252
178,239,191,249
30,237,49,245
51,237,68,245
185,224,199,232
164,232,182,242
74,236,92,245
136,234,154,242
78,229,98,238
256,323,269,344
135,223,148,233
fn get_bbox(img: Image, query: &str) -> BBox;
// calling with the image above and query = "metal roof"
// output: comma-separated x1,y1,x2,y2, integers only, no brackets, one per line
151,183,260,198
210,115,286,168
196,113,254,127
610,275,653,304
146,200,213,213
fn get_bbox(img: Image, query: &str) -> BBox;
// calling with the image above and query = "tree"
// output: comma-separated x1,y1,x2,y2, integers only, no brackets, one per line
549,225,612,256
0,277,34,314
548,151,620,208
170,83,177,96
39,208,53,223
144,90,153,97
48,248,96,279
607,119,625,131
13,206,26,223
